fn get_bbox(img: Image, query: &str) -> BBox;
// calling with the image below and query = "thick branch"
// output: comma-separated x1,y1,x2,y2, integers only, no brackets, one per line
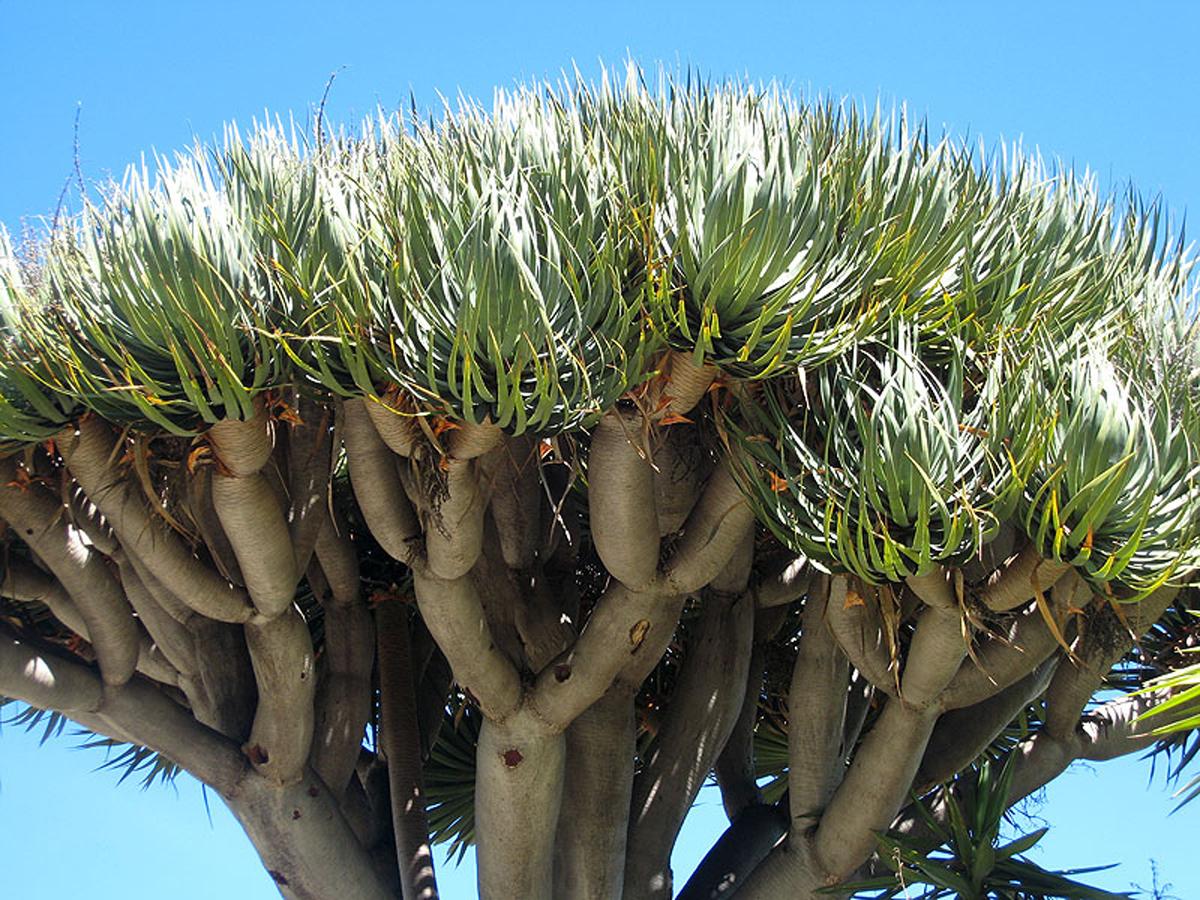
654,350,716,419
285,396,334,570
0,628,247,793
186,615,257,741
190,467,245,586
445,419,503,460
789,574,851,825
411,569,521,722
310,522,375,797
676,803,790,900
98,678,249,794
916,658,1058,790
624,589,755,900
530,581,670,730
313,512,360,604
343,398,420,563
588,408,660,589
0,555,91,638
421,457,487,580
212,470,298,619
243,607,317,785
939,581,1074,711
206,399,273,476
825,577,896,698
661,460,755,595
901,687,1191,858
715,637,768,820
1042,586,1177,739
0,628,104,712
312,597,375,797
812,583,969,881
900,605,967,706
905,566,955,610
977,543,1070,612
376,598,439,900
117,555,198,678
753,556,811,609
652,423,708,534
487,433,542,570
512,564,575,673
363,394,418,456
225,767,395,900
813,700,939,882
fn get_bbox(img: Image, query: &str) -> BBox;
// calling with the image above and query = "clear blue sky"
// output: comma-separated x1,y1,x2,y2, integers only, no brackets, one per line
1,2,1198,897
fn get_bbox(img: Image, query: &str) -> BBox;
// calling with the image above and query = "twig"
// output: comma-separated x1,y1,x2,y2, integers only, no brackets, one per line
50,104,85,235
315,66,348,150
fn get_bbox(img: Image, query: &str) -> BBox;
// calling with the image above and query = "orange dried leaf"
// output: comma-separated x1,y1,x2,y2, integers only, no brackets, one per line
957,424,990,438
185,445,211,475
659,412,692,426
6,468,34,492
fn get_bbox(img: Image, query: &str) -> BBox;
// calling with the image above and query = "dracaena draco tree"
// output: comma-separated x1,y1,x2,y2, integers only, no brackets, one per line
1,65,1199,900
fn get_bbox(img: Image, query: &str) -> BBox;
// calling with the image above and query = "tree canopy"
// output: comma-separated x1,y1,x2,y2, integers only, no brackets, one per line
1,65,1198,900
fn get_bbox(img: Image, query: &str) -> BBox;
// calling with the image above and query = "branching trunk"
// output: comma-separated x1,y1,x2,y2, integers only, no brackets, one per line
475,710,566,900
1,386,1181,900
225,769,395,900
0,466,139,685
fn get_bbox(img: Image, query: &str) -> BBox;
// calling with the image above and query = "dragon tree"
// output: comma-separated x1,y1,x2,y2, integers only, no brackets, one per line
1,66,1198,899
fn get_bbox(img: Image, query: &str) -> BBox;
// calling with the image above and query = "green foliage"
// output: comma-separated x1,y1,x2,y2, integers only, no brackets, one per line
728,325,1024,582
1136,629,1200,807
0,699,180,789
844,757,1131,900
424,700,482,862
1013,346,1200,594
23,153,278,432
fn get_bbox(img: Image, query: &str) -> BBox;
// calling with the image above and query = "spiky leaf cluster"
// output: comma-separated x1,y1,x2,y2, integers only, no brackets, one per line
729,326,1025,582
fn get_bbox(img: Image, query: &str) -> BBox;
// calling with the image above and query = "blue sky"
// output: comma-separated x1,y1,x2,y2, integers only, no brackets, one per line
1,2,1198,897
